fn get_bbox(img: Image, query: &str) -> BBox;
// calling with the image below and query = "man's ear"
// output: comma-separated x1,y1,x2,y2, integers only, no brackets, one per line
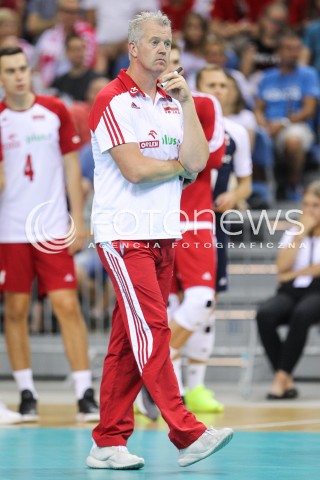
128,42,137,58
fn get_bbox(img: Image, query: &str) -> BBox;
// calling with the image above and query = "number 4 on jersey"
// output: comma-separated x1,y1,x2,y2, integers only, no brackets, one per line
24,154,34,181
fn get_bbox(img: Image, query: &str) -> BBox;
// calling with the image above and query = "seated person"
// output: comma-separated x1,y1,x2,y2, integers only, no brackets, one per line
256,180,320,399
255,31,320,201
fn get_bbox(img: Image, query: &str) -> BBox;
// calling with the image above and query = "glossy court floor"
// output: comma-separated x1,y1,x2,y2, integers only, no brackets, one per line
1,380,320,480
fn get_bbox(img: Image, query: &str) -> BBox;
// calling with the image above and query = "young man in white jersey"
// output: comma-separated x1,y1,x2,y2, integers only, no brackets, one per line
179,65,252,397
0,46,99,423
165,59,227,414
86,11,233,471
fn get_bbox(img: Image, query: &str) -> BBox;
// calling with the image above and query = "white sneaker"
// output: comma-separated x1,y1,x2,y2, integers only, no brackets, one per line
0,402,22,425
86,445,145,470
178,427,233,467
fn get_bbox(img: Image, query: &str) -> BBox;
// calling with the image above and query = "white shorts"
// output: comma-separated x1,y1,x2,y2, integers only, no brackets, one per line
274,123,315,153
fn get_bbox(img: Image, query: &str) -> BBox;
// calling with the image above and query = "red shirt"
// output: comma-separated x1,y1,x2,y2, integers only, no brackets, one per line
159,0,196,33
211,0,273,22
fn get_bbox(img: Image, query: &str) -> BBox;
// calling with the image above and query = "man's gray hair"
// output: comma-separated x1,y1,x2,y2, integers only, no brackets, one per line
128,11,171,44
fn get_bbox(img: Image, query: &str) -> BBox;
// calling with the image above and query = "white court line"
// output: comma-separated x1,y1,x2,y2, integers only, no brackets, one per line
234,419,320,430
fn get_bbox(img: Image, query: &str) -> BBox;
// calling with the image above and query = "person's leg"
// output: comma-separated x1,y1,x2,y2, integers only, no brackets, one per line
256,292,295,372
48,288,99,420
1,243,39,419
48,289,89,372
183,317,224,413
5,292,32,373
92,300,142,446
278,293,320,375
35,245,98,419
97,240,206,450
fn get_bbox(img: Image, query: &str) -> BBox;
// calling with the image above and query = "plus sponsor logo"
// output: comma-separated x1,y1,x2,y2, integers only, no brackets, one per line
162,134,179,145
26,133,51,144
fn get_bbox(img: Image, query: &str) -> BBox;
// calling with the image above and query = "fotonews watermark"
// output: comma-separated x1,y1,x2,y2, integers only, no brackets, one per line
25,205,305,254
25,201,77,253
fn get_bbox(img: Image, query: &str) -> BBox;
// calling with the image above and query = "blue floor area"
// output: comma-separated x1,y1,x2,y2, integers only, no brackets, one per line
1,429,320,480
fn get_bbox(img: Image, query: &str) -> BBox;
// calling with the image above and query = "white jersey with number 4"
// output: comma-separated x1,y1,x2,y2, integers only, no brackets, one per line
0,96,80,243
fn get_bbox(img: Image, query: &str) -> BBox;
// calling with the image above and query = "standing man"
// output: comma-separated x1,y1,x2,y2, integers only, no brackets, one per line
0,46,99,422
165,48,226,414
189,65,252,391
87,11,233,471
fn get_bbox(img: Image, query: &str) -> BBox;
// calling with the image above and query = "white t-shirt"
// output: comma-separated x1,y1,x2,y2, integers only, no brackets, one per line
0,96,80,243
89,69,184,242
223,117,252,178
227,109,258,133
280,228,320,287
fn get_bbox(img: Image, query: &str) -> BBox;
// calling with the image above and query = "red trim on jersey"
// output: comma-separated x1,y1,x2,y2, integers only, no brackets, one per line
105,105,125,145
0,97,80,156
35,96,80,154
89,69,172,133
194,96,216,141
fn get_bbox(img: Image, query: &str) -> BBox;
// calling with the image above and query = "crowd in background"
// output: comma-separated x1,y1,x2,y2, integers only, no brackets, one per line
0,0,320,332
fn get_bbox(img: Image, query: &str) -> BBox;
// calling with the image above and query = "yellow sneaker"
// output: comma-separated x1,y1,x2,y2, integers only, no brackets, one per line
185,385,224,413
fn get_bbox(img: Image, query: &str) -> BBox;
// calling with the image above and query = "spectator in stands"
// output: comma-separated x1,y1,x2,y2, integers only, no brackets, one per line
255,32,320,202
240,2,288,99
25,0,58,42
204,37,253,108
177,12,208,83
223,73,273,209
158,0,212,38
0,46,99,423
300,1,320,78
223,73,257,150
51,33,101,103
210,0,275,46
32,0,96,89
69,76,110,147
0,8,34,62
256,180,320,400
288,0,319,33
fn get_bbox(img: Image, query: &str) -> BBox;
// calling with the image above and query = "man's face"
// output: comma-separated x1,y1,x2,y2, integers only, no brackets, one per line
66,38,85,67
197,69,228,104
58,0,80,30
204,44,225,67
131,20,172,75
279,38,301,69
0,53,31,97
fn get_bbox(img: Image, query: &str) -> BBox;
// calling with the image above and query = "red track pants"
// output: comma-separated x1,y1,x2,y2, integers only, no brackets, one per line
93,239,206,449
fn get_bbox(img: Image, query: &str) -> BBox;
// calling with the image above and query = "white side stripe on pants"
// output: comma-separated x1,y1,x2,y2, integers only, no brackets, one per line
100,242,153,374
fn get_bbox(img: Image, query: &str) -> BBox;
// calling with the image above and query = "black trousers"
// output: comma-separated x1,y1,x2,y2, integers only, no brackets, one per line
256,287,320,374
